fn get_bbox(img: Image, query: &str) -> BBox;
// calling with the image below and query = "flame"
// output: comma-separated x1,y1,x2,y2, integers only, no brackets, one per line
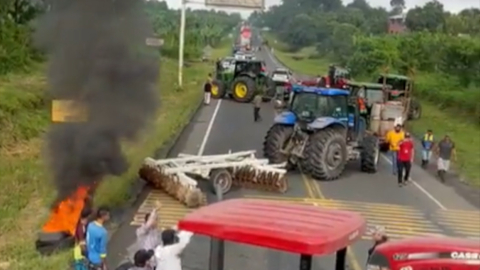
42,186,90,236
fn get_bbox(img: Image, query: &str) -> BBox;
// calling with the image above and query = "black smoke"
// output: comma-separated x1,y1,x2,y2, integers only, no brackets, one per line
34,0,159,206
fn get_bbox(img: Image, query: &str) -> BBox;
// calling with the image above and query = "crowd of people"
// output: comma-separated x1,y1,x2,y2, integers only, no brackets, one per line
74,202,193,270
386,125,456,186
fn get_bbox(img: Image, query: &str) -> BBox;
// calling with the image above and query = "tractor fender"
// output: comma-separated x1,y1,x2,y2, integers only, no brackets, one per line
274,111,296,125
307,117,347,130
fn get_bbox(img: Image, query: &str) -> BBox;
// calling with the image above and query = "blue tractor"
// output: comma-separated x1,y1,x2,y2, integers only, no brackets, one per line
263,85,379,180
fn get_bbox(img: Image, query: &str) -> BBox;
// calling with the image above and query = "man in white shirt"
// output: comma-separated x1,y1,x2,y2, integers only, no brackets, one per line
154,227,194,270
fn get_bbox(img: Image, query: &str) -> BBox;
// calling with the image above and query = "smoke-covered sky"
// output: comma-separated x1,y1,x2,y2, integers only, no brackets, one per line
165,0,479,16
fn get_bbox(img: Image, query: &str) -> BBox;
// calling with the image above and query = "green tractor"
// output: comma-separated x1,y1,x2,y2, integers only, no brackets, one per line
377,74,422,120
211,58,275,103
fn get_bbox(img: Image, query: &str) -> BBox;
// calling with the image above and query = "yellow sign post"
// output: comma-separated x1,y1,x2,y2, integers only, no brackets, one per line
51,100,87,122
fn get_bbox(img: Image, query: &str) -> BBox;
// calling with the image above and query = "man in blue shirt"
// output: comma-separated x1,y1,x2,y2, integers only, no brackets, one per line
86,207,110,270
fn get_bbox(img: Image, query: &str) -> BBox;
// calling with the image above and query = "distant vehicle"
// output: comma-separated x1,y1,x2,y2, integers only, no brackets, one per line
271,68,295,100
271,68,293,83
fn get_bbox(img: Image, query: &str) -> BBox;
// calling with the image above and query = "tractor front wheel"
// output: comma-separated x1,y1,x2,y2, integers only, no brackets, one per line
305,128,347,180
231,76,256,102
263,124,295,170
360,135,379,173
211,80,226,99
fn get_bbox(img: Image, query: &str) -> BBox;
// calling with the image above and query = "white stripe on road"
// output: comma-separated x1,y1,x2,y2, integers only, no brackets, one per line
197,100,222,155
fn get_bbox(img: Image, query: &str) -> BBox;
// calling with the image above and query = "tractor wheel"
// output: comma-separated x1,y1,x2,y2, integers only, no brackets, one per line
209,169,232,195
263,124,295,170
231,76,256,102
211,80,226,99
408,99,422,120
305,128,347,180
360,135,379,173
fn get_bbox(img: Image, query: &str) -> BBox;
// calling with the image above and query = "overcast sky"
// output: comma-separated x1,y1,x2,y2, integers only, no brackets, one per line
165,0,479,16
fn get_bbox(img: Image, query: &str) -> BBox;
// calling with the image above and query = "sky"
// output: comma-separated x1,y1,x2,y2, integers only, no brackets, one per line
165,0,479,16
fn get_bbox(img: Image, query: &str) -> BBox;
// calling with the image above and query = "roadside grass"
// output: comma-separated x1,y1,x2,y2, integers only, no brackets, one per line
262,32,328,76
0,46,226,270
263,32,480,187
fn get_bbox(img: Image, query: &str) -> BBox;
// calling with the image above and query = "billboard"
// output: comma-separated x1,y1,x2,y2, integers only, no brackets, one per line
205,0,264,9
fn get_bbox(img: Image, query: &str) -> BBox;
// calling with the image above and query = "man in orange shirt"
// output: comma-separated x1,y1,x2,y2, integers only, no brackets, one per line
385,124,405,175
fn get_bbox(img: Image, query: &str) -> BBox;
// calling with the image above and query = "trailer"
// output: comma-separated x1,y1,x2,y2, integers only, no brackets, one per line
138,150,288,208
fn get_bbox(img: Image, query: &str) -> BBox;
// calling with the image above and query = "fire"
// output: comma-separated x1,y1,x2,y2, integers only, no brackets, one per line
42,186,90,236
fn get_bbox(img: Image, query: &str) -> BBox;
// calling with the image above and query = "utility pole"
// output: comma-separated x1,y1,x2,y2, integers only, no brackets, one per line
178,0,187,87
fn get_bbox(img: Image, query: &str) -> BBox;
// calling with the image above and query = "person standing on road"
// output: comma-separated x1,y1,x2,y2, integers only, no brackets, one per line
253,92,262,122
203,74,212,105
385,124,405,175
421,129,434,168
433,135,456,182
367,226,388,262
397,132,414,187
155,227,194,270
86,207,110,270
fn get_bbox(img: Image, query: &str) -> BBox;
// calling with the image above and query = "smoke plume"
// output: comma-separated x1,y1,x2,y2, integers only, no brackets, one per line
34,0,160,206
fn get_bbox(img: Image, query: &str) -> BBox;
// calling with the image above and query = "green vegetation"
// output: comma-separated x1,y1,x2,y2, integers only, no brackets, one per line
0,1,238,269
253,0,480,186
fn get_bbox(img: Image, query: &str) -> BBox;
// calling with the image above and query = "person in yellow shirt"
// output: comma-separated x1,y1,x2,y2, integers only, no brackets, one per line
385,124,405,175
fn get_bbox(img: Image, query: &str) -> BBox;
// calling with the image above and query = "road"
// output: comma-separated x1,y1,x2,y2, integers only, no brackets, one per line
106,41,480,270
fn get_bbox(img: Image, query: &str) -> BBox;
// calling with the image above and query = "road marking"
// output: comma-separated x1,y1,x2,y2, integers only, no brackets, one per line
243,195,461,240
198,99,222,155
433,210,480,238
130,190,191,226
299,173,362,270
380,154,447,210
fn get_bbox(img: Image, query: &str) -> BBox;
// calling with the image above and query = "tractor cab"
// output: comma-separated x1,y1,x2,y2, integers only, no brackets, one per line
377,73,421,120
178,198,366,270
212,59,273,103
368,237,480,270
286,85,364,140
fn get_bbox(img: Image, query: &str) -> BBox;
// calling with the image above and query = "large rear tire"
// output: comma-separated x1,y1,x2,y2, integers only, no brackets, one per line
305,128,347,180
231,76,256,103
263,124,294,169
360,135,379,173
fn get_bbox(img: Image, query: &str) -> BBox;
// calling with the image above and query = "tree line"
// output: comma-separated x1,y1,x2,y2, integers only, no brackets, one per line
250,0,480,123
0,0,241,75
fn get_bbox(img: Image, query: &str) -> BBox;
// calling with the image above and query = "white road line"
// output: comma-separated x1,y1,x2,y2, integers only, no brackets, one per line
197,100,222,155
380,154,447,210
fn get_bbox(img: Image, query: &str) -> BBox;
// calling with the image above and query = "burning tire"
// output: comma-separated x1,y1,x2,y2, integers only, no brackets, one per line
305,128,347,180
35,232,75,255
231,76,255,102
263,124,294,168
211,80,226,99
360,135,379,173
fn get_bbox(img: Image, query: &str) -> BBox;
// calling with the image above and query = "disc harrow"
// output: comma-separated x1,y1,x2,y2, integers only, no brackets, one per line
139,150,288,207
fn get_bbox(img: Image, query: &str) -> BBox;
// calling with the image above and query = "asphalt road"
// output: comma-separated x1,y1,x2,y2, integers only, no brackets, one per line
106,42,480,270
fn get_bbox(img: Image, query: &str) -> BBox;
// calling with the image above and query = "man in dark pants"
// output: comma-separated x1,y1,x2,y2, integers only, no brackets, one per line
434,134,456,182
253,92,262,122
397,132,414,187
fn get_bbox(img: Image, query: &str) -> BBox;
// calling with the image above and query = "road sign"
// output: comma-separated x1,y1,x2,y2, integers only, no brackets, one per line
205,0,264,9
145,38,164,47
